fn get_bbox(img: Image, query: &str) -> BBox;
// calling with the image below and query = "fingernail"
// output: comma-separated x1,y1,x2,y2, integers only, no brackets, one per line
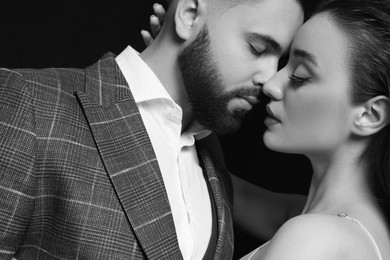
154,3,164,12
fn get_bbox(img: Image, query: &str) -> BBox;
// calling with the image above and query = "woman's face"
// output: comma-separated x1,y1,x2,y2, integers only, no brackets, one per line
262,12,358,157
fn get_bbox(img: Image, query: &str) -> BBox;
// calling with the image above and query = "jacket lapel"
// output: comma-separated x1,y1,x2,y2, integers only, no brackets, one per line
76,53,182,259
197,144,234,260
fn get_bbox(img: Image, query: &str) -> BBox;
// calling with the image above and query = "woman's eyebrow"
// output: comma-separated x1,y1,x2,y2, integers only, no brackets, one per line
293,49,318,67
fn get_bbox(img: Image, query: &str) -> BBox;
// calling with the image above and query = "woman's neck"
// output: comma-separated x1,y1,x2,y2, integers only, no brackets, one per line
299,144,390,259
301,147,373,215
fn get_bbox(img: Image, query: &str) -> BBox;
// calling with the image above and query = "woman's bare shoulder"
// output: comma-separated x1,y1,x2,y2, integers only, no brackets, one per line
251,214,375,260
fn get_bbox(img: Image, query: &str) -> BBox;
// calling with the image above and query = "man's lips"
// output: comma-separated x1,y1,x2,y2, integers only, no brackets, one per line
235,86,262,106
239,95,260,106
227,95,260,113
227,88,262,113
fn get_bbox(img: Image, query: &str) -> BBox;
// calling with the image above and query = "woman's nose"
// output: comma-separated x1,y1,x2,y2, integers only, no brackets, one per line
262,73,283,101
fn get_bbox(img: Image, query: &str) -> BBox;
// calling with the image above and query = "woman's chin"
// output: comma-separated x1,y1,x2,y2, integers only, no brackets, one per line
263,132,295,154
263,133,283,152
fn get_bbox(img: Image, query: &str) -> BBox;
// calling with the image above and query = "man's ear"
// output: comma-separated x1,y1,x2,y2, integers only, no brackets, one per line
175,0,206,40
353,95,390,136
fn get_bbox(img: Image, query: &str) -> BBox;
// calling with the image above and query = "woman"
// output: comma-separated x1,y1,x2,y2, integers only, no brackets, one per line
144,0,390,258
241,0,390,258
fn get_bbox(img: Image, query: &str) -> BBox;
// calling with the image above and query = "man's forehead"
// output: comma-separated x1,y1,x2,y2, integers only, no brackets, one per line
225,0,302,8
241,0,304,50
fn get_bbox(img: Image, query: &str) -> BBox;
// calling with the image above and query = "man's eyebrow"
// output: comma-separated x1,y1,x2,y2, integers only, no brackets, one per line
250,33,282,53
293,49,318,67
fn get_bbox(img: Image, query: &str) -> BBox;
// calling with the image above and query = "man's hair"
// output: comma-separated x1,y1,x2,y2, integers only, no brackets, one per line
165,0,316,21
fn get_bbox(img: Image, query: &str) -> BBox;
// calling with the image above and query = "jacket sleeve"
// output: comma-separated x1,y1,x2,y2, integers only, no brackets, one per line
0,69,37,259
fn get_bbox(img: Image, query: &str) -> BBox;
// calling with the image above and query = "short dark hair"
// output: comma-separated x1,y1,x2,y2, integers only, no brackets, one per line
314,0,390,217
165,0,316,21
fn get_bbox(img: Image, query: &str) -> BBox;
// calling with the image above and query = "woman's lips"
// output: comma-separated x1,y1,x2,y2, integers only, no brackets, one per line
265,105,281,126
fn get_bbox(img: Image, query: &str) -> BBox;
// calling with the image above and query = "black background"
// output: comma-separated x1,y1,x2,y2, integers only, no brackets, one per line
0,0,312,258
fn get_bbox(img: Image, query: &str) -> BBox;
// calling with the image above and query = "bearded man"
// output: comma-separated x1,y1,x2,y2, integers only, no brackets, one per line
0,0,304,259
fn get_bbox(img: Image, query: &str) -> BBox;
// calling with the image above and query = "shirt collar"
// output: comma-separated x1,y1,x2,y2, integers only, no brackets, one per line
115,45,173,103
182,120,212,145
116,46,211,142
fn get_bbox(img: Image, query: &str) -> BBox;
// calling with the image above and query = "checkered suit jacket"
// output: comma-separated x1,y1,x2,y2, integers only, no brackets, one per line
0,53,234,259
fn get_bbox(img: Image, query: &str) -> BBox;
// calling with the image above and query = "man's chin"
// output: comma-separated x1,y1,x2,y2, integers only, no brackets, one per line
205,115,243,135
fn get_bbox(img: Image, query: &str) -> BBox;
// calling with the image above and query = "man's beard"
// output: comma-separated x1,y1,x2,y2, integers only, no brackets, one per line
178,26,261,134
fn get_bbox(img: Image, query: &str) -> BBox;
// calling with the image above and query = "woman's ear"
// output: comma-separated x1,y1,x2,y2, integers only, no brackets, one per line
175,0,206,40
353,95,390,136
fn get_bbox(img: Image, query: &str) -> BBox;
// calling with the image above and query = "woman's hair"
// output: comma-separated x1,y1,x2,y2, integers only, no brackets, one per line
314,0,390,215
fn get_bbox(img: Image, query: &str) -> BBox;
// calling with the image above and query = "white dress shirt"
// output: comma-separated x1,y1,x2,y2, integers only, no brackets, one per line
116,46,213,260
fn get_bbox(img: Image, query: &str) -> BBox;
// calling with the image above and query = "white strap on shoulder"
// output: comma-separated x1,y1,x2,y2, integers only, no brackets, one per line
244,241,270,260
337,213,383,260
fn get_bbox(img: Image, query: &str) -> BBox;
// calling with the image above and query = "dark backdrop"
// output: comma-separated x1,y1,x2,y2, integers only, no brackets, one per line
0,0,312,258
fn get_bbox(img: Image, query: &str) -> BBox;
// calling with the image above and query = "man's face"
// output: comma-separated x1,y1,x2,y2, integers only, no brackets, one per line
178,0,304,134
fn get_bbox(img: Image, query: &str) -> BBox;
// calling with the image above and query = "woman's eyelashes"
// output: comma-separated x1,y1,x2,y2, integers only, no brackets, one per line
288,74,312,86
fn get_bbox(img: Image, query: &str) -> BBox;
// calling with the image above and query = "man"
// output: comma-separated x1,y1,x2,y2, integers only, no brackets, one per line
0,0,304,259
141,0,311,252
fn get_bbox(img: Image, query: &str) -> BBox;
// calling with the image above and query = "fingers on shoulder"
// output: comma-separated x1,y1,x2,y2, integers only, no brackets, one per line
153,3,166,22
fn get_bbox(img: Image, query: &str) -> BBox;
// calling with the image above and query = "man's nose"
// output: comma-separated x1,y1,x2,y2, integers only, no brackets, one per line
252,58,278,88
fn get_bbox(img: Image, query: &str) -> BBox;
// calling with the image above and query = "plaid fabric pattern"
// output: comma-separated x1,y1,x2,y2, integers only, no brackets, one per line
0,53,234,259
196,146,234,260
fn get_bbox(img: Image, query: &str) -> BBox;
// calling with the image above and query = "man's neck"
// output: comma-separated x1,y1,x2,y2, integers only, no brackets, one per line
140,37,193,131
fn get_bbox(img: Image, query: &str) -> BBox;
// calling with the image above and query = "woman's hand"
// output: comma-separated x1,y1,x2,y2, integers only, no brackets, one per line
141,3,166,46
